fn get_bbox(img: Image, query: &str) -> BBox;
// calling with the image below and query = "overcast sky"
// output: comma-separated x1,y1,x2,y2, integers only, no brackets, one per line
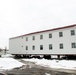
0,0,76,49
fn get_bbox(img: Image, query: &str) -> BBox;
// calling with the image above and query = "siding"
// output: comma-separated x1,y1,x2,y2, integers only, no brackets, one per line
9,25,76,55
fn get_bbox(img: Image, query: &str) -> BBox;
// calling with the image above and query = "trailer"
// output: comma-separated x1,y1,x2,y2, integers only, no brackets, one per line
9,24,76,59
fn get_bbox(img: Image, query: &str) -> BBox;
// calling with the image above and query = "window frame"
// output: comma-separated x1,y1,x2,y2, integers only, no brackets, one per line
49,44,53,50
32,36,35,40
59,43,63,49
26,37,28,41
71,42,76,48
40,35,43,39
71,30,75,36
32,45,35,50
59,32,63,37
40,45,43,50
22,37,23,39
26,46,28,50
49,33,52,38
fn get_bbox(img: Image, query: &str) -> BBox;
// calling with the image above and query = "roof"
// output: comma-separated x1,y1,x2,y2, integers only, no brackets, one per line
10,24,76,39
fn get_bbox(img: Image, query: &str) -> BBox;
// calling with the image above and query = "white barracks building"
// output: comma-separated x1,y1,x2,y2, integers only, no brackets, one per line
9,24,76,58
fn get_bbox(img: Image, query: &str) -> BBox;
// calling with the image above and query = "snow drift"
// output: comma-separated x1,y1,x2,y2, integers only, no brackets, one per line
0,58,24,70
23,58,76,70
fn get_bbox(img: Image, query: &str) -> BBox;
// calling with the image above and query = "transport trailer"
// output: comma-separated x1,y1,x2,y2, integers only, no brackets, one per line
9,24,76,59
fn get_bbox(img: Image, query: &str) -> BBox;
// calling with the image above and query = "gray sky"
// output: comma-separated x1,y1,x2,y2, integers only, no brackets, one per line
0,0,76,49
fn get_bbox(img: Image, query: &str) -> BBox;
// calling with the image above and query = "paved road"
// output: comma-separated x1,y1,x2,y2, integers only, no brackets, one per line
1,59,76,75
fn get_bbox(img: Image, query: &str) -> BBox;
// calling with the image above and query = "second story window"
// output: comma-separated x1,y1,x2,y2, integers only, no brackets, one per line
22,37,23,39
40,35,43,39
71,30,75,36
49,34,52,38
32,36,35,40
26,37,28,41
59,32,63,37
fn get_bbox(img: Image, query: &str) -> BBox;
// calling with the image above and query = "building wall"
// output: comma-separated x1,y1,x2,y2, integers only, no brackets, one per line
9,26,76,55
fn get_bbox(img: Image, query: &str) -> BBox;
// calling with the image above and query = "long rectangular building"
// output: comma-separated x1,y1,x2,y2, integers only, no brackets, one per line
9,24,76,58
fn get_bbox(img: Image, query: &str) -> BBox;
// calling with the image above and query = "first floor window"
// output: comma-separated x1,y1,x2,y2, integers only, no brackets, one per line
40,45,43,50
32,45,35,50
71,42,76,48
59,43,63,49
49,44,53,50
26,46,28,50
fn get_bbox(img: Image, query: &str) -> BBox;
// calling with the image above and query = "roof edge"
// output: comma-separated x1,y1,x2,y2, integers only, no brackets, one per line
9,24,76,39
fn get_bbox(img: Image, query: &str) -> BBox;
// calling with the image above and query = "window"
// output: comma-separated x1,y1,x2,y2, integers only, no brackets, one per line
71,30,75,35
22,37,23,39
40,45,43,50
49,34,52,38
59,43,63,49
71,43,76,48
59,32,63,37
26,46,28,50
26,37,28,41
49,44,53,50
40,35,43,39
32,45,35,50
32,36,35,40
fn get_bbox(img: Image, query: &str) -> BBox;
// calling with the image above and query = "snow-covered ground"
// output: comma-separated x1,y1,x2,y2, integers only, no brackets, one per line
1,54,76,71
23,58,76,70
45,73,51,75
1,54,14,58
0,58,25,71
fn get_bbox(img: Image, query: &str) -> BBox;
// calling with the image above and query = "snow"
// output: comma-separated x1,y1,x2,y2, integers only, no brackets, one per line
23,58,76,70
1,54,76,71
45,73,51,75
0,58,25,70
1,54,14,58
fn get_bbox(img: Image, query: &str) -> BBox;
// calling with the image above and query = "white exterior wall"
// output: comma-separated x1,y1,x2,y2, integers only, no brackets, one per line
9,26,76,55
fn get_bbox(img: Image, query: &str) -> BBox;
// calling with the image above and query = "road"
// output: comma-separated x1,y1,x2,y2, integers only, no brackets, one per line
1,59,76,75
